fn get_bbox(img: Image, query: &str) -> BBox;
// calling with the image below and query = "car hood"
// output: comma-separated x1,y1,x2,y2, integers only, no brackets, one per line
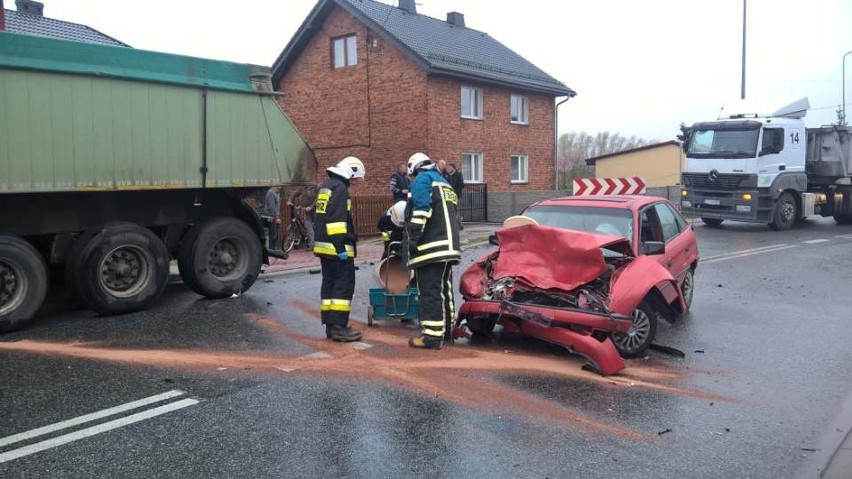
492,224,633,292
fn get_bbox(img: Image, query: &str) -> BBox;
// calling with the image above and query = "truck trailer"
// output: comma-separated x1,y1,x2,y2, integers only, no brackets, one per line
679,97,852,230
0,32,316,331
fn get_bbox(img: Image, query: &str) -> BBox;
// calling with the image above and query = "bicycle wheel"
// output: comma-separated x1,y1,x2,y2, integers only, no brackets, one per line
281,223,297,253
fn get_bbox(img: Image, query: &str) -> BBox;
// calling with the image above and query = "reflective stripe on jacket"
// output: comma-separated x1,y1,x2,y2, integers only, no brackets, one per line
405,169,460,268
313,175,357,258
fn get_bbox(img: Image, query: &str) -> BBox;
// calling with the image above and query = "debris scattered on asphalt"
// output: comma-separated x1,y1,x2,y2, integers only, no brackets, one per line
309,269,321,274
369,262,375,266
800,447,816,452
216,367,228,371
709,402,714,406
709,431,724,436
264,279,274,283
658,428,672,435
717,284,724,288
274,366,296,372
163,377,174,383
695,349,705,353
650,344,685,357
266,302,273,306
725,428,731,432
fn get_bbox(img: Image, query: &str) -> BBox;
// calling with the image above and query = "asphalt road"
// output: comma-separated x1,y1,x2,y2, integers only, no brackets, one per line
2,218,852,478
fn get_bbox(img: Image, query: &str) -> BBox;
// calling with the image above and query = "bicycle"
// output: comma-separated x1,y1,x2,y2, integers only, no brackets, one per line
281,205,313,253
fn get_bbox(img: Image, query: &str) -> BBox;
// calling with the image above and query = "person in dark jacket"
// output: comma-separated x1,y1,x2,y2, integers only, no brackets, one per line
377,200,407,259
404,152,461,349
443,163,465,230
389,162,410,203
313,156,366,342
263,185,282,249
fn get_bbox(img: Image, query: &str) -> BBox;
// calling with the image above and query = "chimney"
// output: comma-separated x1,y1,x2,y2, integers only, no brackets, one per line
398,0,416,14
15,0,43,16
446,11,465,27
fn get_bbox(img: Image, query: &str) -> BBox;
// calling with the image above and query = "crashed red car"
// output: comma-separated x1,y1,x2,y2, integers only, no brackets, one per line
456,196,699,376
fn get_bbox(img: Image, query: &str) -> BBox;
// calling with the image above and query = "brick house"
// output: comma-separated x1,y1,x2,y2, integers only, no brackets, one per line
271,0,575,199
1,0,128,47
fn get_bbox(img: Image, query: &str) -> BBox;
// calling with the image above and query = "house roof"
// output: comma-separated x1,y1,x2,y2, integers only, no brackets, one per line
3,8,129,47
271,0,575,97
585,140,681,166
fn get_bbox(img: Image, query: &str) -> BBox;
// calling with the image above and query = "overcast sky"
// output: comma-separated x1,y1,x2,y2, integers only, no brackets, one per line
12,0,852,141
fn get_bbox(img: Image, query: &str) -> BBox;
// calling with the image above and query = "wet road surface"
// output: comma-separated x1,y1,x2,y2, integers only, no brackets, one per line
2,218,852,478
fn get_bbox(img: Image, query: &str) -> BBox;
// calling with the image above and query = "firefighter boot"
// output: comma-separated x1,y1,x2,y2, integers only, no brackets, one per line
326,324,362,342
408,335,443,350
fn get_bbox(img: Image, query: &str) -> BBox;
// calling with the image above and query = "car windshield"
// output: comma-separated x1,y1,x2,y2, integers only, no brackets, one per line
688,129,759,158
524,205,634,248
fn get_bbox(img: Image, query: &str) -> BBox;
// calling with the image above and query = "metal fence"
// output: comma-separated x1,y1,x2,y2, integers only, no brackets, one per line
459,184,488,222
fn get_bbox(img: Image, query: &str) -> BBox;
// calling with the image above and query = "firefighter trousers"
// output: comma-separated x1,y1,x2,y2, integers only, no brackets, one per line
320,256,355,327
415,261,455,340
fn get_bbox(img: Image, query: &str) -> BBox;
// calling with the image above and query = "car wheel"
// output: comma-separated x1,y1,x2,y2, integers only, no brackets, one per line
681,268,695,311
464,315,496,341
701,217,724,227
769,192,797,231
0,236,48,332
71,223,170,316
611,300,658,357
177,217,262,299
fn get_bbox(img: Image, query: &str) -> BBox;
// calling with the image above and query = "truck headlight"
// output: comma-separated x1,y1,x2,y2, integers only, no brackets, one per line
736,205,751,213
742,193,752,201
681,200,692,208
681,189,688,197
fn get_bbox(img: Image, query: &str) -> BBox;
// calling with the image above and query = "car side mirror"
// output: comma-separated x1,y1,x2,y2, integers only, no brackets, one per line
641,241,665,255
488,234,499,246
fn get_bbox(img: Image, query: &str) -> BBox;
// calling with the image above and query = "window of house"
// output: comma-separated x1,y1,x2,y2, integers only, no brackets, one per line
510,94,528,124
461,152,484,183
461,86,483,119
510,155,528,183
332,35,358,69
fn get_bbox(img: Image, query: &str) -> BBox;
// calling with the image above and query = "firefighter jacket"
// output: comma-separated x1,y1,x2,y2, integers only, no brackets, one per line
405,169,461,268
313,174,356,258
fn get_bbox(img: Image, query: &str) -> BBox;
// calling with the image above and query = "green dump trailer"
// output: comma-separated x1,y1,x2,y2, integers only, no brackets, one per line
0,32,316,331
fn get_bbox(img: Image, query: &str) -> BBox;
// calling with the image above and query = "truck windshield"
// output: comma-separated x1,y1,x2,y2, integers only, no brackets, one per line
688,129,759,158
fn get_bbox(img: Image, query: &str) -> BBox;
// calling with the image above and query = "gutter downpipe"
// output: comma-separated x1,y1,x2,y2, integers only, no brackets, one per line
555,96,570,190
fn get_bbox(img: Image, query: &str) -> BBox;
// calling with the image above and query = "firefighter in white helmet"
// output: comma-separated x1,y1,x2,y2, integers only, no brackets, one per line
313,156,366,342
404,152,461,349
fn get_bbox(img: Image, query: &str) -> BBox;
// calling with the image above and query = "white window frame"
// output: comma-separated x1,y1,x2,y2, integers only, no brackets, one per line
461,152,484,183
332,34,358,69
510,94,528,124
461,86,483,120
510,154,529,184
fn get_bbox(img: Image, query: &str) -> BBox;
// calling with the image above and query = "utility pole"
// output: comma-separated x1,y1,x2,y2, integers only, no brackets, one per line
741,0,747,99
844,50,852,122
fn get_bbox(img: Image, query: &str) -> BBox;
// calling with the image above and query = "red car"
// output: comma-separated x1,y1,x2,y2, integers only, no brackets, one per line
456,195,699,375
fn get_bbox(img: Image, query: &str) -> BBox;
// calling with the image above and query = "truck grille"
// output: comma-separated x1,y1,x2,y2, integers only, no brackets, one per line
682,173,747,189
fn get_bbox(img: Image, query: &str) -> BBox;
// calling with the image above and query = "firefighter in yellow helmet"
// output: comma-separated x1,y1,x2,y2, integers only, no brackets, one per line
313,156,365,342
404,152,461,349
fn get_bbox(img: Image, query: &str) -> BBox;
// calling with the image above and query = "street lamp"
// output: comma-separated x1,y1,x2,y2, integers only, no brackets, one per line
844,50,852,121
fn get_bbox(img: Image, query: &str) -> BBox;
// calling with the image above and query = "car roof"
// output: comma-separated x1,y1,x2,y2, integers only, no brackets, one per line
532,195,665,210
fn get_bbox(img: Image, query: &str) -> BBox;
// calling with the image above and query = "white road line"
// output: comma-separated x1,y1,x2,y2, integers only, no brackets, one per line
0,398,198,464
700,244,791,262
0,390,185,448
834,234,852,239
701,245,799,265
803,239,830,244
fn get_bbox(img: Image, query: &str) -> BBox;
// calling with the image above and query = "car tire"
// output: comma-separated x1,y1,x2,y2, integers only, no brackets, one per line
71,223,170,316
769,192,797,231
611,300,658,358
0,236,49,332
466,315,497,341
834,213,852,225
177,217,262,299
681,268,695,311
701,217,724,227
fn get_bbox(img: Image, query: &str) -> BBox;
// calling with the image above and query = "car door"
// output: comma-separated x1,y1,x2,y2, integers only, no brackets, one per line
653,202,696,283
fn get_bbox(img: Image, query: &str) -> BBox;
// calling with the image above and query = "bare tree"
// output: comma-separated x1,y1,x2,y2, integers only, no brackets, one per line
556,131,650,189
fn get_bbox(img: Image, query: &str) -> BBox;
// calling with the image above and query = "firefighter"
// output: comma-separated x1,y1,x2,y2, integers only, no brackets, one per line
404,152,461,349
313,156,366,342
377,200,407,259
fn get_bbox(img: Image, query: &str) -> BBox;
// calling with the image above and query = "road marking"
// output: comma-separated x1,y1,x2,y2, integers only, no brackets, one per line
803,239,830,244
701,245,799,265
0,398,198,464
700,244,791,262
834,234,852,239
0,390,185,448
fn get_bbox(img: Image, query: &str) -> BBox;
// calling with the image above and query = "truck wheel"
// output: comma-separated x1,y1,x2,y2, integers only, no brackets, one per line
834,214,852,225
611,300,658,358
71,223,170,315
769,192,797,231
177,217,262,299
0,236,48,332
701,218,723,227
